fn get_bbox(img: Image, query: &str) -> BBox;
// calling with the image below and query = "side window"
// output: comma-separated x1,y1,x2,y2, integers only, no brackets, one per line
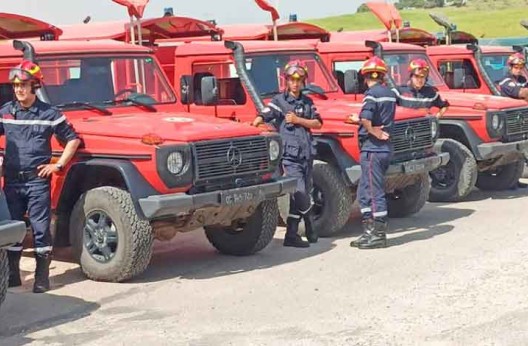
438,60,481,89
192,62,246,106
333,60,366,93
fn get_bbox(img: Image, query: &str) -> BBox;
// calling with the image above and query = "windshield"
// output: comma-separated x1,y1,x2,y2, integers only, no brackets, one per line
38,56,176,108
480,53,528,84
245,52,339,97
384,52,446,88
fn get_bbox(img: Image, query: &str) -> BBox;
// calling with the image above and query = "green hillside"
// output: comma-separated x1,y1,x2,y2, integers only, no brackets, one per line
309,0,528,38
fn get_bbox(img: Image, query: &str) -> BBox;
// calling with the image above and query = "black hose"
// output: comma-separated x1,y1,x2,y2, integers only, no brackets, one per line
12,40,49,103
224,41,266,114
468,44,500,95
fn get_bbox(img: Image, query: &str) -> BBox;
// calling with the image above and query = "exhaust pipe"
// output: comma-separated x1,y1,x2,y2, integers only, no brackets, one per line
224,41,266,114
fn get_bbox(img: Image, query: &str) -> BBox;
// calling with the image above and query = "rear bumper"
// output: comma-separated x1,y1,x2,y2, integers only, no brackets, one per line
477,138,528,160
0,220,27,248
138,177,297,220
345,153,450,185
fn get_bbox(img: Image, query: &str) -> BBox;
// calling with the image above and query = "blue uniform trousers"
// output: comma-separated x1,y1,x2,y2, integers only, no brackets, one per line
283,159,313,239
358,151,391,221
4,177,52,254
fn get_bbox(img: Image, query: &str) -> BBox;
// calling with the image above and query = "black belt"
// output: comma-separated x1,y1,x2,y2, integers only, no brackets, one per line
4,170,40,182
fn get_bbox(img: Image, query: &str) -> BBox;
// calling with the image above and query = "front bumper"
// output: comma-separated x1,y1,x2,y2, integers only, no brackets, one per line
477,138,528,160
0,220,27,248
345,153,450,185
139,177,297,220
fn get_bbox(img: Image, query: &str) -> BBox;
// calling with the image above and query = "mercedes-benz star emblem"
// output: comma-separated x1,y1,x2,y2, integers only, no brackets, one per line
226,146,242,168
404,127,417,144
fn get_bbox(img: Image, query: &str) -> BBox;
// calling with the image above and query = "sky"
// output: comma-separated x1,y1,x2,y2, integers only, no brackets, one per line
3,0,365,26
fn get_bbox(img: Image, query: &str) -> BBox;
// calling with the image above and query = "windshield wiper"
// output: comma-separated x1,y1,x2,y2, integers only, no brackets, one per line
56,102,112,115
104,98,157,112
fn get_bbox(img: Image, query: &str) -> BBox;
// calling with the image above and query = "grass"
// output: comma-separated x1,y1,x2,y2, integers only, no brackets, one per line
309,0,528,38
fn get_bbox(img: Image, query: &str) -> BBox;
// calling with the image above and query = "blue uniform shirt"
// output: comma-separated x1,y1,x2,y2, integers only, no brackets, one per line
359,83,397,153
392,84,449,109
499,73,527,99
262,91,322,161
0,98,78,172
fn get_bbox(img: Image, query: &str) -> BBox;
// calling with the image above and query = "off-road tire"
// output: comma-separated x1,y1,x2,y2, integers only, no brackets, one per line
70,187,154,282
204,199,278,256
0,250,8,309
476,159,525,191
277,162,354,237
429,139,477,202
388,173,430,218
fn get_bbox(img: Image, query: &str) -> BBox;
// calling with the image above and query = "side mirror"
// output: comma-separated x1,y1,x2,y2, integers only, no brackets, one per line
200,76,219,106
180,75,193,105
343,69,360,94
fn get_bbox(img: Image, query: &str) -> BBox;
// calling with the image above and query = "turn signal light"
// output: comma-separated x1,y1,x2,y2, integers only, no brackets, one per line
141,133,164,145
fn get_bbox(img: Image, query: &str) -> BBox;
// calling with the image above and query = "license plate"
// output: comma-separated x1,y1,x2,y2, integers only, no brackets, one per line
221,190,258,205
404,161,426,173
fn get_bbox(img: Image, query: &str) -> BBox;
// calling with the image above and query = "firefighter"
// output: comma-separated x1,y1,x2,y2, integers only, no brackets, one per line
498,52,528,188
2,60,80,293
252,60,323,248
499,52,528,101
349,57,396,249
392,59,449,117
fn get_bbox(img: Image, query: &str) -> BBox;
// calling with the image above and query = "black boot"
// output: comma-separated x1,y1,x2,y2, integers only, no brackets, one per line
284,216,309,248
33,253,51,293
304,212,318,244
7,251,22,288
350,219,375,247
357,219,388,249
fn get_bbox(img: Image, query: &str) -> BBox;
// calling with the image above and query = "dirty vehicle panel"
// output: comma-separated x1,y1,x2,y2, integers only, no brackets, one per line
0,37,296,283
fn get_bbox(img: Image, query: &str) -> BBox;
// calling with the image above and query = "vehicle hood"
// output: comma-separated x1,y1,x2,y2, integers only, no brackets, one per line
439,91,528,111
70,111,263,142
315,98,429,121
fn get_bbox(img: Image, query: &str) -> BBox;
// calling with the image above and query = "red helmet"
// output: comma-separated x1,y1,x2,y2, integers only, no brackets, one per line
284,60,308,79
408,59,430,77
360,57,387,78
507,52,526,66
9,60,44,85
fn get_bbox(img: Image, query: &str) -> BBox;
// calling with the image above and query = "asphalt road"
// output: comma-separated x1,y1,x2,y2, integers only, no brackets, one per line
1,184,528,345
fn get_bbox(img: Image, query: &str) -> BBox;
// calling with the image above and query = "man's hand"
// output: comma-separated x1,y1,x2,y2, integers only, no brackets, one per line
251,116,264,127
285,112,300,125
371,126,390,141
37,164,60,178
346,113,360,124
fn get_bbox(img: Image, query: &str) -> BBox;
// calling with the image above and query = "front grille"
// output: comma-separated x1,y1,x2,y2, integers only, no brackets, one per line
505,108,528,137
391,118,433,154
193,136,270,185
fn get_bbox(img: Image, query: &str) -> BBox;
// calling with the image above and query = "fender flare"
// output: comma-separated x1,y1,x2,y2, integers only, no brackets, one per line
57,159,159,220
314,136,359,186
438,119,484,160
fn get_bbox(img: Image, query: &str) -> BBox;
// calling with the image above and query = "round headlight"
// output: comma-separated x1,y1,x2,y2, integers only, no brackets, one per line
492,114,500,130
431,119,438,138
269,139,280,161
167,152,184,174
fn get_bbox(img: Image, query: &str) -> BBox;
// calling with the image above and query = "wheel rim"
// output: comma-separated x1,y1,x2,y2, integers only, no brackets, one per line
83,211,118,263
430,160,457,190
312,184,325,222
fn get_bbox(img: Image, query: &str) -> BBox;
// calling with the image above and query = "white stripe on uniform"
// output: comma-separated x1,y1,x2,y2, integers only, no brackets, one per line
363,96,397,103
267,102,283,113
0,115,66,126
